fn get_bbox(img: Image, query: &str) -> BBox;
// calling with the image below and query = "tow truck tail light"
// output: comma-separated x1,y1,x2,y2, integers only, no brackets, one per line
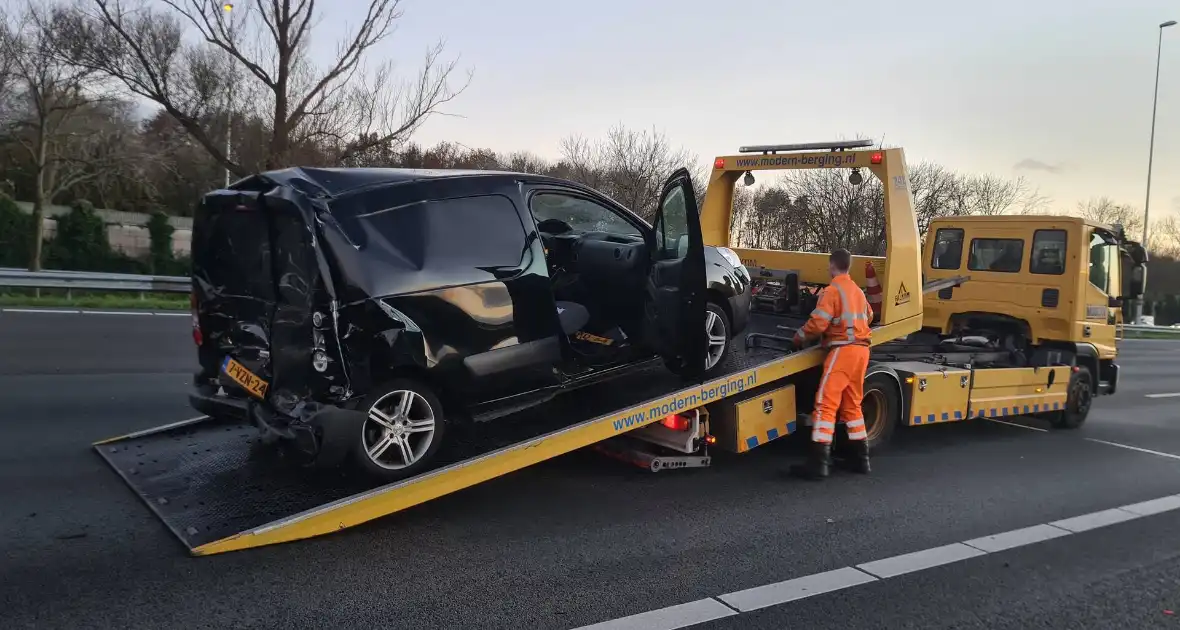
870,152,883,164
714,158,726,169
704,434,717,445
661,414,692,431
190,291,202,346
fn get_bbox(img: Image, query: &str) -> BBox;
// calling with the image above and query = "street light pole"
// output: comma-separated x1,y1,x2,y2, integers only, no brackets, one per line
1135,19,1175,323
223,3,235,188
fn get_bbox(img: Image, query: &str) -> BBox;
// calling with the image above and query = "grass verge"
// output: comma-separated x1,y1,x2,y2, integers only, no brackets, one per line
0,291,187,311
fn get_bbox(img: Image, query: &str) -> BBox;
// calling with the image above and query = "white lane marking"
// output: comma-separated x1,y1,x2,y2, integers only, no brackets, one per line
85,310,155,316
718,567,876,612
570,598,736,630
1120,494,1180,516
1145,392,1180,399
1084,438,1180,461
579,490,1180,629
1050,508,1141,533
153,312,190,317
985,418,1048,432
92,415,211,445
1,308,81,314
857,542,985,579
962,523,1070,553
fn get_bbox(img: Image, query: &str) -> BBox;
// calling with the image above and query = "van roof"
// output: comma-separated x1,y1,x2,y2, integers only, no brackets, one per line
239,167,557,198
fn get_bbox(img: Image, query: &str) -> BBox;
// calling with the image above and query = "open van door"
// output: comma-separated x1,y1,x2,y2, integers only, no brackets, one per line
644,168,707,378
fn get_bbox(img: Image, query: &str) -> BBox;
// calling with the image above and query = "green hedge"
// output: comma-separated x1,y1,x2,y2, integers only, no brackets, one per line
0,194,191,275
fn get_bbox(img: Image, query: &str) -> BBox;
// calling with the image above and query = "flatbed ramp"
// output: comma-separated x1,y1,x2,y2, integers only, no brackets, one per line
95,325,803,556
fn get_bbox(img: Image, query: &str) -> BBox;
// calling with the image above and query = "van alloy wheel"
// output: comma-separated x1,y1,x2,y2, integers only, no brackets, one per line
363,390,437,470
704,307,728,371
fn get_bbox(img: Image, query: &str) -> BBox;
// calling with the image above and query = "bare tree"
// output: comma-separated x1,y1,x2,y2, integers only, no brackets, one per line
557,125,703,221
1076,197,1144,236
64,0,469,175
1,3,110,270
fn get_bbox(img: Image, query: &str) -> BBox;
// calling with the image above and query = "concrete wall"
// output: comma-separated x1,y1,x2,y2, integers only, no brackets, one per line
19,202,193,258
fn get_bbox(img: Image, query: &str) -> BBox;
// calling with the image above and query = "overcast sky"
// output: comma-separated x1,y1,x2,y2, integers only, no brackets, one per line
326,0,1176,217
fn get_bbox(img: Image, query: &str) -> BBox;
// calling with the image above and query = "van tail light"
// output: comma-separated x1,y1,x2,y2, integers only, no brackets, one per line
190,290,202,346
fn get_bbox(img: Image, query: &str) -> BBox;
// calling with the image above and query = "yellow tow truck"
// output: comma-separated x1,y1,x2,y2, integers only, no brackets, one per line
93,140,1140,556
919,214,1148,428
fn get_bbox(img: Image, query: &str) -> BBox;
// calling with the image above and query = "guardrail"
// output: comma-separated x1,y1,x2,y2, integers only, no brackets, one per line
1119,324,1180,337
3,268,1180,337
0,268,190,293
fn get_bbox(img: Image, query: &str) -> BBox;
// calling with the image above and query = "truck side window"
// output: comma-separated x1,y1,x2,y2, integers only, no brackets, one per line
1089,231,1112,294
967,238,1024,273
1030,230,1067,275
930,228,964,270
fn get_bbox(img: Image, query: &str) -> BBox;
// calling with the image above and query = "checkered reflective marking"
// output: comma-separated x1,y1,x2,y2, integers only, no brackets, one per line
744,420,798,450
912,400,1064,425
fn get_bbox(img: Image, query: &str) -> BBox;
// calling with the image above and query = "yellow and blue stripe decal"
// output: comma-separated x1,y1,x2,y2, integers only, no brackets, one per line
743,420,798,452
908,399,1067,426
910,410,966,425
968,400,1064,419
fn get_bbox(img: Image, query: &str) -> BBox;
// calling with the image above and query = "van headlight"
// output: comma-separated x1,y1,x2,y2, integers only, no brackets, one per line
312,351,329,373
716,247,742,269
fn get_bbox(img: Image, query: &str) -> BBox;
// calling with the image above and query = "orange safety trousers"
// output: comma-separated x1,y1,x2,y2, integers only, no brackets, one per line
811,344,871,444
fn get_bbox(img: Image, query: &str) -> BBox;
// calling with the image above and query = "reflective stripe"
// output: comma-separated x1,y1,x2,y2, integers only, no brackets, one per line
813,347,842,409
813,432,834,444
812,308,833,321
832,281,855,343
847,430,867,441
845,418,866,430
814,420,836,430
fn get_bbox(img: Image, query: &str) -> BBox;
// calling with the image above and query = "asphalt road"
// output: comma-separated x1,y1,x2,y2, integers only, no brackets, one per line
2,309,1179,630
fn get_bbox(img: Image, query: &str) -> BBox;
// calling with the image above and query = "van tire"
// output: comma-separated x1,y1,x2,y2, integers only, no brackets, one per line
703,301,732,376
352,378,447,482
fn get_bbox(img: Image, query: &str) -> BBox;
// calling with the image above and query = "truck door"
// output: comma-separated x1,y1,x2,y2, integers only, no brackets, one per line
644,168,707,377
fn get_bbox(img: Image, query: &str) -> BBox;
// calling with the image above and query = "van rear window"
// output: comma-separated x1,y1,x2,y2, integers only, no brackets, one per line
968,238,1024,273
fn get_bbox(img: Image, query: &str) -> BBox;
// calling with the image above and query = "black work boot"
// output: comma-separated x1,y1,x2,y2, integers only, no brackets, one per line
839,439,871,474
788,442,831,480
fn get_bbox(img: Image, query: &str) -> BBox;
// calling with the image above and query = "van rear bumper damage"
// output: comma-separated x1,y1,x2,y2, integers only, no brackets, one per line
188,381,364,468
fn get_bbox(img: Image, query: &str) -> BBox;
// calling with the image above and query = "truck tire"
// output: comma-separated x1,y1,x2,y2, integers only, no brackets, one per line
352,378,447,482
1049,366,1093,430
863,371,902,450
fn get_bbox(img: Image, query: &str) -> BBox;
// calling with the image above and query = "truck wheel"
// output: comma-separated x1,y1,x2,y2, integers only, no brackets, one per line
353,378,447,482
862,371,902,450
1049,366,1093,430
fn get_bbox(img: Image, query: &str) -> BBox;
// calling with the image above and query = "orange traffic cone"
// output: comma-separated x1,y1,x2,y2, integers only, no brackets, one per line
865,261,882,323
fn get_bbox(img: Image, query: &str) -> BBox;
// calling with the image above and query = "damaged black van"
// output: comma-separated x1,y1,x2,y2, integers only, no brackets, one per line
189,167,751,481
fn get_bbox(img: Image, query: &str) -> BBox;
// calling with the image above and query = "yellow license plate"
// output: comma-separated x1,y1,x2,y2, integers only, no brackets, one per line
221,357,269,399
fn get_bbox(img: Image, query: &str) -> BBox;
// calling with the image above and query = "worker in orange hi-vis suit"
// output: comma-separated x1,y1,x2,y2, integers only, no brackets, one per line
788,249,873,480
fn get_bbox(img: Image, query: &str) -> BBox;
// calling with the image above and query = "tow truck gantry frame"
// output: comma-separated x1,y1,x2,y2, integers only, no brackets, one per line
95,140,1074,556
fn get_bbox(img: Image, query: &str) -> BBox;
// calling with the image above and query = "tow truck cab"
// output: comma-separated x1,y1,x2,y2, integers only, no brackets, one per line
921,215,1148,396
